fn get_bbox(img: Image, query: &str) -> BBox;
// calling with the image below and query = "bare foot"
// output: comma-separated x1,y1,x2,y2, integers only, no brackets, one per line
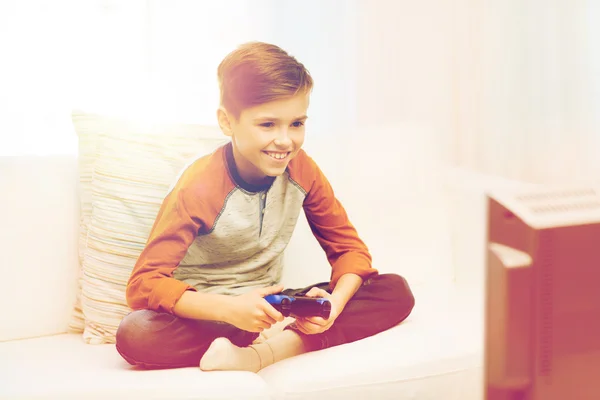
199,337,260,372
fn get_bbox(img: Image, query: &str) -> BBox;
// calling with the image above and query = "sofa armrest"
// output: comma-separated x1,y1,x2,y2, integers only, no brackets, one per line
0,155,80,342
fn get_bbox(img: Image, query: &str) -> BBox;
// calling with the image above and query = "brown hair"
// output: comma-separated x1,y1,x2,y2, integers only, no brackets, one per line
217,42,313,119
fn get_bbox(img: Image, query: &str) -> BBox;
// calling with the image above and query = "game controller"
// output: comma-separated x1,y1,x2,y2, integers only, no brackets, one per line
264,294,331,319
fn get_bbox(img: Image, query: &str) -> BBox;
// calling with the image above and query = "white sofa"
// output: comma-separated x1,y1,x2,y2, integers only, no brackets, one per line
0,118,522,400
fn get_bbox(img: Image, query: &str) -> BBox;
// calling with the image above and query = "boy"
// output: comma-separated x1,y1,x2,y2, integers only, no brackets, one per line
115,42,415,372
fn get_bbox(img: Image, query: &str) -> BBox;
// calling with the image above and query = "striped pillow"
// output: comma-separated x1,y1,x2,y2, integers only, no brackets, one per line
73,112,227,344
69,111,107,333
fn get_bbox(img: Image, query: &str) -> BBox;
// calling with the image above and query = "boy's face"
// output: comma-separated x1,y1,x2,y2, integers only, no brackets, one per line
218,92,309,186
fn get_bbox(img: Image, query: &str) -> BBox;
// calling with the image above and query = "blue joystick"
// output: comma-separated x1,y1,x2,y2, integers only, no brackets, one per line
264,294,331,319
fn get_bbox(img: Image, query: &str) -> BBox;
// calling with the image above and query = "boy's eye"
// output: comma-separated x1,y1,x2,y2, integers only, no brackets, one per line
259,121,304,128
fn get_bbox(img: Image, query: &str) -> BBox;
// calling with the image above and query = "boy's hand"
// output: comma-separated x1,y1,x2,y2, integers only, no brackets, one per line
293,287,341,335
225,285,285,333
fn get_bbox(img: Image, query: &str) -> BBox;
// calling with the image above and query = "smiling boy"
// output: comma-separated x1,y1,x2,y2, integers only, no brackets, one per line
115,42,415,372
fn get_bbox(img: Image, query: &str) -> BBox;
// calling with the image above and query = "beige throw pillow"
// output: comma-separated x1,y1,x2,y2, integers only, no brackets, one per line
71,111,227,344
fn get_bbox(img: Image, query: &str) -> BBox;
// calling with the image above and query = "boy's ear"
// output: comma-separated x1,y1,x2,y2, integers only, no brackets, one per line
217,107,233,137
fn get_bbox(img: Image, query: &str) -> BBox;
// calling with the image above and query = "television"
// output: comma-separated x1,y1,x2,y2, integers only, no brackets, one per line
484,185,600,400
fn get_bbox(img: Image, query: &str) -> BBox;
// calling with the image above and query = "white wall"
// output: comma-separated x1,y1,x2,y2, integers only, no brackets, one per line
0,0,478,297
336,1,461,285
2,0,599,303
451,0,600,185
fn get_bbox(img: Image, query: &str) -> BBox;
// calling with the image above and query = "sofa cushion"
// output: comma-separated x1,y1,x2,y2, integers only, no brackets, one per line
259,283,484,399
0,284,483,400
339,124,455,287
72,112,228,344
0,334,269,400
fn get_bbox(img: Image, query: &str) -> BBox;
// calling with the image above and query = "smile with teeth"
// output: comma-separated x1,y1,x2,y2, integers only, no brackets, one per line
264,151,290,160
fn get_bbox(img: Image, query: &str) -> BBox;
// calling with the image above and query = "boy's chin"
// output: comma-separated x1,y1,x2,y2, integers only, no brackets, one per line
262,167,287,177
260,163,290,176
258,155,293,177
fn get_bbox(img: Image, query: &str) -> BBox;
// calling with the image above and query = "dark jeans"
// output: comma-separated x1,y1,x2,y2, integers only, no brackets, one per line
115,273,415,369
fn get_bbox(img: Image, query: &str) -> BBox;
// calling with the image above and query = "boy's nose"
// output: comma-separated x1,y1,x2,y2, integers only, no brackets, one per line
274,129,293,147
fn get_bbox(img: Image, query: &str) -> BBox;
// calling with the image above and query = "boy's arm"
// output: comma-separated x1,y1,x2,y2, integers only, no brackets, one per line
329,272,364,311
172,290,234,322
126,186,229,318
301,159,379,292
